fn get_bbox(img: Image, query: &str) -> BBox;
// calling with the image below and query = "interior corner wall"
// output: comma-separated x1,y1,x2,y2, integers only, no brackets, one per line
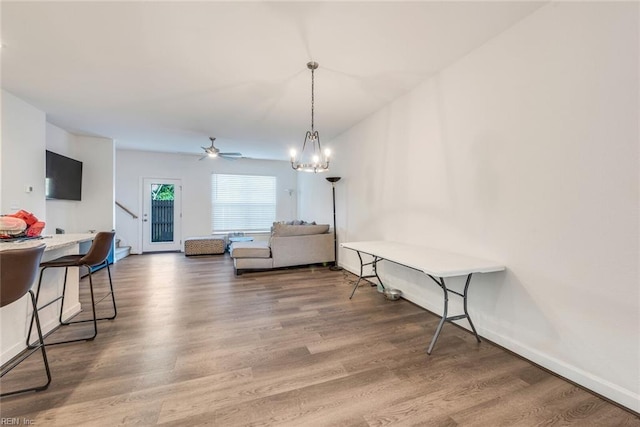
45,126,116,234
1,90,46,218
296,172,335,226
115,150,298,254
74,136,116,233
303,2,639,411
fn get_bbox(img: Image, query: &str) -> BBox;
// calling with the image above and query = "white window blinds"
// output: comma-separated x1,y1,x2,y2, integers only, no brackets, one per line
211,174,276,232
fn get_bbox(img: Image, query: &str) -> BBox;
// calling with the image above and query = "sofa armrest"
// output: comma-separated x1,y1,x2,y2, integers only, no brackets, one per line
271,233,335,268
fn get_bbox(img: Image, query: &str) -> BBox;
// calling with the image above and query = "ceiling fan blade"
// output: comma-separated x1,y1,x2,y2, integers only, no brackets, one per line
198,155,207,161
219,152,242,157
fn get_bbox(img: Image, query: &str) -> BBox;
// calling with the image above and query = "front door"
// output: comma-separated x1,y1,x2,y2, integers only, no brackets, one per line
142,178,182,252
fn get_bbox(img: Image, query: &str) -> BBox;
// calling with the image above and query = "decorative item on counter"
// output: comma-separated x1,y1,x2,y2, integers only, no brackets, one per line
0,210,45,239
0,216,27,237
26,221,45,237
10,210,38,226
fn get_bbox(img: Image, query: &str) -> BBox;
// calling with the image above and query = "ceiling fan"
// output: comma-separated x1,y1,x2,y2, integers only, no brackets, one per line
199,137,243,160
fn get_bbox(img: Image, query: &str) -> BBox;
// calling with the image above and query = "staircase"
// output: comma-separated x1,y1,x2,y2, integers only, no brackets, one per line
115,238,131,262
114,201,136,262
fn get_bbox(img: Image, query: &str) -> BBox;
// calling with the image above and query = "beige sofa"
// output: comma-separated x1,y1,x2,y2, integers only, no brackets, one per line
230,223,335,275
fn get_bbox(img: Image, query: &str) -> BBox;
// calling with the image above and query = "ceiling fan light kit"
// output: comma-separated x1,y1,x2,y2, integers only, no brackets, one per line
200,137,242,160
290,61,331,173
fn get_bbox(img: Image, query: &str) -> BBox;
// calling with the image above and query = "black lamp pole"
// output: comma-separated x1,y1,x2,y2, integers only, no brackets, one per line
326,177,342,271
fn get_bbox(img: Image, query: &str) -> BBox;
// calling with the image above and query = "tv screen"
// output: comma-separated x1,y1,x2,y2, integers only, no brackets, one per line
45,150,83,201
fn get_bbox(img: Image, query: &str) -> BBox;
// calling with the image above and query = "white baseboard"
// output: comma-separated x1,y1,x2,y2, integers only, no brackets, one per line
60,303,82,325
1,341,27,366
481,326,640,413
1,303,82,365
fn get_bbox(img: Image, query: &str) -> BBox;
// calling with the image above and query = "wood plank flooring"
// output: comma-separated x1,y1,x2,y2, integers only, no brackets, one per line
1,253,638,426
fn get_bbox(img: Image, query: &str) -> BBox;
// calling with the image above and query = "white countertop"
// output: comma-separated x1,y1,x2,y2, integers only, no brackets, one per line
0,233,95,252
341,240,505,278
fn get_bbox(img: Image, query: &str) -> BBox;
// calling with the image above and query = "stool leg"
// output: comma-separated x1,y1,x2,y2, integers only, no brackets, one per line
68,261,116,322
45,265,98,345
2,291,51,397
93,261,117,321
29,290,52,391
85,267,98,340
26,267,48,348
104,262,117,320
59,267,69,324
29,261,116,347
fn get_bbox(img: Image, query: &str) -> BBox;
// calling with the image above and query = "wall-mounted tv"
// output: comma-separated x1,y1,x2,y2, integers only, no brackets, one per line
45,150,83,201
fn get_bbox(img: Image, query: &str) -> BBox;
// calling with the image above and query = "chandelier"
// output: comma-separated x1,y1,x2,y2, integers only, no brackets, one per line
290,61,330,173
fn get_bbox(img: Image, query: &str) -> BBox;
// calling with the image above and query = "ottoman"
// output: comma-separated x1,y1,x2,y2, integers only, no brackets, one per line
184,236,225,256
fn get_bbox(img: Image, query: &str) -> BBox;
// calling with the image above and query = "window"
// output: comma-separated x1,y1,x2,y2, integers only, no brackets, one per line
211,174,276,232
150,183,175,242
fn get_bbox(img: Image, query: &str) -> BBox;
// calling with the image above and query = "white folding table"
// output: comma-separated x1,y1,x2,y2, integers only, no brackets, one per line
341,241,505,354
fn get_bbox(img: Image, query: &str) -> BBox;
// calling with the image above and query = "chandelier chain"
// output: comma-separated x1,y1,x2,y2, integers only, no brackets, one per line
311,66,315,133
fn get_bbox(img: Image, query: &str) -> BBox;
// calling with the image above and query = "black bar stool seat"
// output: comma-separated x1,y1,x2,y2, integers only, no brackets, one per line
1,244,51,397
28,231,117,347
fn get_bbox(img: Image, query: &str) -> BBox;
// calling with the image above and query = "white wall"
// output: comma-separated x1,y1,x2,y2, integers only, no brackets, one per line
301,2,639,411
1,90,46,218
116,150,298,253
74,136,116,233
297,173,336,227
45,125,115,234
45,123,79,233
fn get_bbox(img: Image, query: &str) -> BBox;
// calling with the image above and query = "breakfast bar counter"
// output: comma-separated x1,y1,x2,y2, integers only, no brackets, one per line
0,233,94,252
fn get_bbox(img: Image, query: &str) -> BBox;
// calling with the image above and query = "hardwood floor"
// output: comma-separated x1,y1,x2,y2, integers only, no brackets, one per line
1,253,638,426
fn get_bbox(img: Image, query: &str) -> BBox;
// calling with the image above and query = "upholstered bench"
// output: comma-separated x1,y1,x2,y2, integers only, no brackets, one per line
184,236,225,256
230,241,273,274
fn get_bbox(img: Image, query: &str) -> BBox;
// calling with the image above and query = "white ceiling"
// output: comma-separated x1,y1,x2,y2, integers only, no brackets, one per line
1,1,545,161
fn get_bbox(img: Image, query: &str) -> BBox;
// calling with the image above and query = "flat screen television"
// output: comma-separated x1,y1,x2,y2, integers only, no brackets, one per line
45,150,83,201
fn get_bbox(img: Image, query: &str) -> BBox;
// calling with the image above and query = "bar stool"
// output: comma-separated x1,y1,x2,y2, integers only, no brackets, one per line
0,244,51,397
27,231,117,347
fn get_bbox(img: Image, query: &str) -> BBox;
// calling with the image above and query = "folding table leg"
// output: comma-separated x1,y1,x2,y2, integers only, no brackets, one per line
427,276,448,355
349,253,385,299
426,274,480,355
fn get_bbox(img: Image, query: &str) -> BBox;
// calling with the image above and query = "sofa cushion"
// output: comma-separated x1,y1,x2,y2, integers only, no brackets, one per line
234,257,274,271
230,241,271,258
271,223,329,237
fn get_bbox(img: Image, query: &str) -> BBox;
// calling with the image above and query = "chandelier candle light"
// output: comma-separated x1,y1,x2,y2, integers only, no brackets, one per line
290,61,331,173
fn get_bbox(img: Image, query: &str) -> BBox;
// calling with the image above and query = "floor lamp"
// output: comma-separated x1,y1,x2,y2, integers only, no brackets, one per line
326,177,342,271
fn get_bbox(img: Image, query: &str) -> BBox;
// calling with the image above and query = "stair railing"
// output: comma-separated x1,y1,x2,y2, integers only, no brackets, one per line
115,201,138,219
